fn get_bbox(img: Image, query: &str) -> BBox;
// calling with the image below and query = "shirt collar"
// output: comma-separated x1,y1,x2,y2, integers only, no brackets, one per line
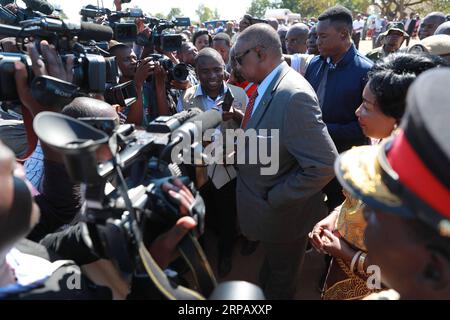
324,44,357,69
257,62,284,97
196,81,228,99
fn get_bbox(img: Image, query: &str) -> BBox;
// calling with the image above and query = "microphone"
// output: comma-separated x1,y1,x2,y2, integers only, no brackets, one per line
158,109,222,165
173,109,222,139
147,108,203,134
78,22,114,42
173,108,203,125
23,0,54,15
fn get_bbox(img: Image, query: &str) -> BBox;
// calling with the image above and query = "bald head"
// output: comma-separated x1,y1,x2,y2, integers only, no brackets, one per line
435,21,450,36
237,23,282,59
286,23,310,54
288,23,310,36
419,12,446,39
267,18,279,31
234,23,283,83
62,97,118,119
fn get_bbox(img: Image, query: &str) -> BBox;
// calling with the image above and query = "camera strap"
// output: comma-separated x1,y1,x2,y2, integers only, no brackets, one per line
114,162,207,300
178,232,218,297
137,241,206,300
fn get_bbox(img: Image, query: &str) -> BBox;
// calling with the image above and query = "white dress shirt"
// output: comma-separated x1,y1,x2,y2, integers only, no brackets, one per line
252,62,285,116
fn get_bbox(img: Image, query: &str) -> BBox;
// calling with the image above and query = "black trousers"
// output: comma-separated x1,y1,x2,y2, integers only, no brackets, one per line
259,236,309,300
200,179,238,256
352,32,361,50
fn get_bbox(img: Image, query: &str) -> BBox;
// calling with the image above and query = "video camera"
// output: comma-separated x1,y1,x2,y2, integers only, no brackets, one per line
243,14,269,25
135,17,191,52
31,109,265,300
0,0,54,25
79,5,144,44
0,16,120,104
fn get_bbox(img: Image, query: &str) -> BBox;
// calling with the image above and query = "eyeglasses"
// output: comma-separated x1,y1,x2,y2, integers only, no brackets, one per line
234,47,257,65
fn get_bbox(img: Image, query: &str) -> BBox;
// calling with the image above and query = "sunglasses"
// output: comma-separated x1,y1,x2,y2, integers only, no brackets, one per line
234,46,258,65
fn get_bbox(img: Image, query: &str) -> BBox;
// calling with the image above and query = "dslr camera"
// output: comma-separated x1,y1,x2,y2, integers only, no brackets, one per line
145,54,189,82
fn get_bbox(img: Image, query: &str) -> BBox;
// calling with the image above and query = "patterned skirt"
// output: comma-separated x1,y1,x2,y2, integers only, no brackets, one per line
322,257,381,300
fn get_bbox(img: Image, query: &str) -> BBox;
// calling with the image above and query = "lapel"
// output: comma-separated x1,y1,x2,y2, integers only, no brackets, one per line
247,62,291,129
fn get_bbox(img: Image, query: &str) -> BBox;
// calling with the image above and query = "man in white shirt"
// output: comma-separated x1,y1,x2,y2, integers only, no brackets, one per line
352,14,365,49
177,48,247,277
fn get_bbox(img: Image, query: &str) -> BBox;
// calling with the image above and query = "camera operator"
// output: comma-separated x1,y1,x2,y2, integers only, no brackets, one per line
0,139,198,299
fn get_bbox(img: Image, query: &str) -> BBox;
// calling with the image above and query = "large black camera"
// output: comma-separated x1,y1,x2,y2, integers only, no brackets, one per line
0,16,118,103
0,50,118,103
33,110,209,297
146,54,189,82
33,109,265,300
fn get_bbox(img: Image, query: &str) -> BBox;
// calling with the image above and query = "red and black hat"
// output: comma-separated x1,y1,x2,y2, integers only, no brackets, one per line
335,68,450,237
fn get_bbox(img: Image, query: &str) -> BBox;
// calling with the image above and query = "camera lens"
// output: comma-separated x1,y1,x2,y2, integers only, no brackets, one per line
172,63,189,82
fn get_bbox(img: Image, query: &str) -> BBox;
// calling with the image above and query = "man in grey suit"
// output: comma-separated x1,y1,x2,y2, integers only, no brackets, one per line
233,23,338,299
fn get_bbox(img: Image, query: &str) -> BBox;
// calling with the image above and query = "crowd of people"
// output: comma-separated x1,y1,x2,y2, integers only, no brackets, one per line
0,0,450,300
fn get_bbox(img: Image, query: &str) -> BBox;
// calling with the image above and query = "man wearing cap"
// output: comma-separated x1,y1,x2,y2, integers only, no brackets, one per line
409,34,450,64
366,22,408,63
331,68,450,299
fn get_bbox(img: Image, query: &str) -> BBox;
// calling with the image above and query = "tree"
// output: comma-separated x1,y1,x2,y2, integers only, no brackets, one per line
430,0,450,13
195,4,217,22
274,0,329,18
214,8,221,20
248,0,273,18
154,13,166,19
167,8,183,20
373,0,437,19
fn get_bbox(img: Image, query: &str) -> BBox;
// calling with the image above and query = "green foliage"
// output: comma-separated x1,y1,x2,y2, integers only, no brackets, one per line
195,4,219,22
248,0,273,18
167,8,183,20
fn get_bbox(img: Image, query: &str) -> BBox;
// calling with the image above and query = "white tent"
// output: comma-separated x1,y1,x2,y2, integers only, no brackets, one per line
265,8,301,24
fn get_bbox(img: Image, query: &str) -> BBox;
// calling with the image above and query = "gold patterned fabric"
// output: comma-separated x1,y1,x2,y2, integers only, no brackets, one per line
323,258,380,300
336,190,368,251
322,192,378,300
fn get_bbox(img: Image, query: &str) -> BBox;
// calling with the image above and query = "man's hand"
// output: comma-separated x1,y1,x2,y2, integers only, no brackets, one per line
27,40,74,82
170,80,192,90
114,0,122,11
148,179,197,269
222,105,244,123
135,18,148,34
164,51,180,64
308,209,339,254
14,40,74,116
153,62,167,87
134,57,155,87
320,230,354,262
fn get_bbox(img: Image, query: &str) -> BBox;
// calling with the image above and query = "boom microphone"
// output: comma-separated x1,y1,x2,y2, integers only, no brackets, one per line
78,22,114,42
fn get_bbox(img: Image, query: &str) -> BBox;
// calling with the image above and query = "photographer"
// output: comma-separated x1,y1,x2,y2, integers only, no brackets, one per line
177,41,199,86
0,139,198,299
109,41,172,124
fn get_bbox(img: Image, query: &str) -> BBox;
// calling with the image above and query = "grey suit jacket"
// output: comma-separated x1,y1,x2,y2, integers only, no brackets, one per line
236,62,338,243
